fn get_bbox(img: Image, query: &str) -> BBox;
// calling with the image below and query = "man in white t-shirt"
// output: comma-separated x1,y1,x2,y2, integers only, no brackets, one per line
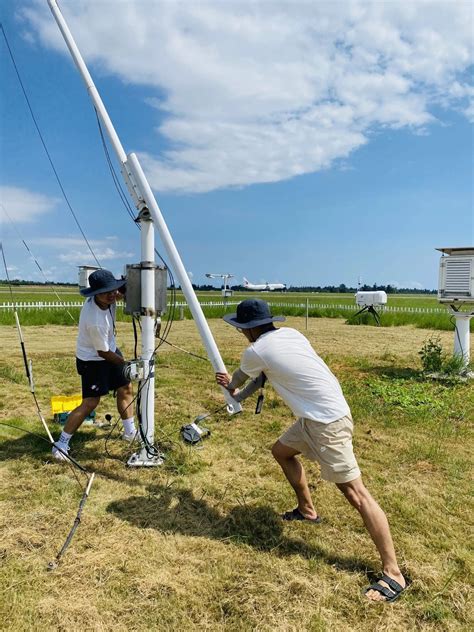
216,299,407,603
52,269,136,461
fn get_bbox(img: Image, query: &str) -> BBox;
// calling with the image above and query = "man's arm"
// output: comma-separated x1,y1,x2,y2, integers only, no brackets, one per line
87,322,124,365
98,349,125,365
216,368,249,396
232,372,265,402
215,369,265,402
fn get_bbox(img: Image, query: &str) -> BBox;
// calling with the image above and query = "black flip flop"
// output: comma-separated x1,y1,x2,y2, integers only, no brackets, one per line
364,574,407,603
281,507,322,524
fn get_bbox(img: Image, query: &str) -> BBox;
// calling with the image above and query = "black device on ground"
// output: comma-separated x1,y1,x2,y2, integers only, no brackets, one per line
181,418,211,444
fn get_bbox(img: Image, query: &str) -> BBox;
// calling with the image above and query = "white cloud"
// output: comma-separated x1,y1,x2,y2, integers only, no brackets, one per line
31,237,133,265
0,186,59,223
57,248,127,265
388,280,426,290
20,0,474,193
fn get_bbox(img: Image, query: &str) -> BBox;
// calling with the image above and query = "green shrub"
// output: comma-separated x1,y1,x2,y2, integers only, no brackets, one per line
419,336,443,372
419,336,470,376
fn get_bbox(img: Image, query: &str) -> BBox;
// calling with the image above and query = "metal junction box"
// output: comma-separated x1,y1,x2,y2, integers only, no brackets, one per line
124,263,168,315
437,247,474,303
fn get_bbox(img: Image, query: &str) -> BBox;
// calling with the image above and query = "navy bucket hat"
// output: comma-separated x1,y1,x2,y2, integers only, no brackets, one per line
223,299,285,329
80,269,126,297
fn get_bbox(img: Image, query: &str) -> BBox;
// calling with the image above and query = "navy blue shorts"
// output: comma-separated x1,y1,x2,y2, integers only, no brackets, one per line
76,351,129,399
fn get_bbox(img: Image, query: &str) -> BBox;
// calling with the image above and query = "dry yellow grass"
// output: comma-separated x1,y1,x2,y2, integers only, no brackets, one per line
0,317,472,631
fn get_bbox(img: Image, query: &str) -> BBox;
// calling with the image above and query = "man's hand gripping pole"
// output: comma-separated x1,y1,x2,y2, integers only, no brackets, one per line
219,381,242,415
214,365,242,415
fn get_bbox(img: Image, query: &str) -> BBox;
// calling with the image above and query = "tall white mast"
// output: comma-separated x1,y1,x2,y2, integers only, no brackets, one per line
47,1,241,465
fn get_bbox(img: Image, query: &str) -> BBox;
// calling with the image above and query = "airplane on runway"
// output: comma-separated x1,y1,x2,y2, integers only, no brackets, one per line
243,277,287,291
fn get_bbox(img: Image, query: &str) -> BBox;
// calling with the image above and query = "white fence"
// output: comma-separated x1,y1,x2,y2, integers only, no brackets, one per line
0,301,85,310
0,300,447,314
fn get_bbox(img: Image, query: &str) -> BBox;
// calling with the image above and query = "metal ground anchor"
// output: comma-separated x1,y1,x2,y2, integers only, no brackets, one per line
127,447,165,467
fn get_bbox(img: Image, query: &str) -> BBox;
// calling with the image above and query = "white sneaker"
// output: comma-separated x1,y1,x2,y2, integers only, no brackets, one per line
121,430,138,443
52,442,70,461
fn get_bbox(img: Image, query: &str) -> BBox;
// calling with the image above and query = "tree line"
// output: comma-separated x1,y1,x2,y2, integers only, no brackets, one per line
192,283,436,294
0,280,436,294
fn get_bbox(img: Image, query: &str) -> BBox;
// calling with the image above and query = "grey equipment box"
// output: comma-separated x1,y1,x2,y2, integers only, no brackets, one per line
124,263,168,315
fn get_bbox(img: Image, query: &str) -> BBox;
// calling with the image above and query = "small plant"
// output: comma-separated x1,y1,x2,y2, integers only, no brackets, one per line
419,336,471,377
442,353,469,376
419,336,443,373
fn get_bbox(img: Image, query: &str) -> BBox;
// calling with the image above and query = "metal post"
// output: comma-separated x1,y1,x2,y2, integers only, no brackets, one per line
127,153,241,413
306,297,309,330
47,1,127,163
47,0,241,447
449,307,473,370
128,211,162,467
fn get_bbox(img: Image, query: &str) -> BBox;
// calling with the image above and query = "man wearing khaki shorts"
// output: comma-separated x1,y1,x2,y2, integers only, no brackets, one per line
216,299,407,603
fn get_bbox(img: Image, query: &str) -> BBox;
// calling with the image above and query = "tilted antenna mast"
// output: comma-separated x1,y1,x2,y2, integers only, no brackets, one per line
47,1,241,465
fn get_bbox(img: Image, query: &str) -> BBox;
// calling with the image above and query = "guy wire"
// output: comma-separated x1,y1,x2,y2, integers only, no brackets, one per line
0,244,90,485
0,203,77,323
0,238,95,570
0,23,101,268
0,421,88,488
154,337,209,362
94,113,178,348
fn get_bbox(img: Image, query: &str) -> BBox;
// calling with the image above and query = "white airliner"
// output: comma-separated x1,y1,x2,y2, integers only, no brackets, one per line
243,277,287,291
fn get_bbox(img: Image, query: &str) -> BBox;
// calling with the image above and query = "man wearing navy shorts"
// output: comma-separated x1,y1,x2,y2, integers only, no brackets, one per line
52,269,136,460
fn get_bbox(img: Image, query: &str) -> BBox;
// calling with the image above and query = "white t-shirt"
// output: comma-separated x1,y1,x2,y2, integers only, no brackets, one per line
240,327,350,423
76,298,117,361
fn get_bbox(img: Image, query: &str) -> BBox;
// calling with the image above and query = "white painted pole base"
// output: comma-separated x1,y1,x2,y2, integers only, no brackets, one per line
448,307,473,370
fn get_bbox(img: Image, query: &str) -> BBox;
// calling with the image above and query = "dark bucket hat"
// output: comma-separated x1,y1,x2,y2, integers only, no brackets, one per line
223,299,285,329
80,269,126,297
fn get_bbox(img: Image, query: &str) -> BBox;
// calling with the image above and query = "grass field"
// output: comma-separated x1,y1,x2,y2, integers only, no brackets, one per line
0,286,441,308
1,288,469,332
0,317,472,631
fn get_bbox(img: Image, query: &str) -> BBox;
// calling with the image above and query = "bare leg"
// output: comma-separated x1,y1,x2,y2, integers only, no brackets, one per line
337,477,405,601
272,440,319,519
63,396,100,434
116,383,134,419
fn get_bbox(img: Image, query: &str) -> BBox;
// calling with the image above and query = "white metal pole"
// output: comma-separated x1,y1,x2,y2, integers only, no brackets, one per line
449,310,473,367
47,0,241,414
47,0,127,164
138,215,157,459
48,0,162,465
127,153,242,413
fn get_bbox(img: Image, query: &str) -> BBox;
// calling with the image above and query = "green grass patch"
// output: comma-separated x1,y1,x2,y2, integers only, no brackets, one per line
1,290,467,332
1,319,473,630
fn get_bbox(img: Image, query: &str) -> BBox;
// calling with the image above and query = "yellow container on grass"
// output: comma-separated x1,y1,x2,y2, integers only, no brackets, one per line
51,394,95,424
51,394,82,415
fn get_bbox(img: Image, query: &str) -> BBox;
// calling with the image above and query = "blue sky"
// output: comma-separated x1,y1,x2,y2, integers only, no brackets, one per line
0,0,472,289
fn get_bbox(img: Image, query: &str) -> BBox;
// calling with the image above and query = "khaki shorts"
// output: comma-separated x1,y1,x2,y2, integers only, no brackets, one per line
278,415,361,484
